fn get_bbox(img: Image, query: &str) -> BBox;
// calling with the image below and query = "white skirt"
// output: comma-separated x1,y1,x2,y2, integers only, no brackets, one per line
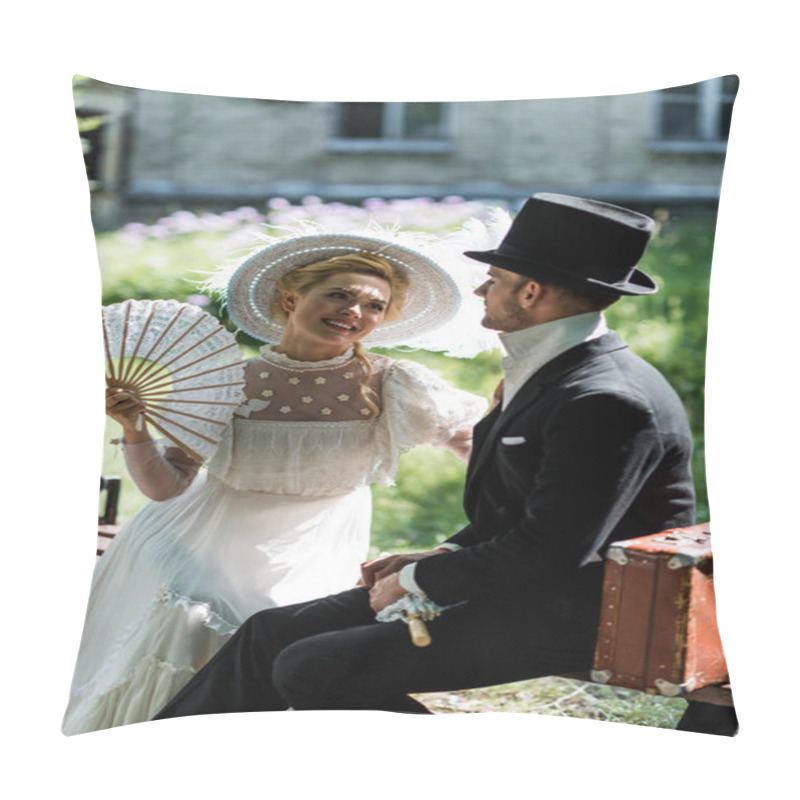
62,474,371,735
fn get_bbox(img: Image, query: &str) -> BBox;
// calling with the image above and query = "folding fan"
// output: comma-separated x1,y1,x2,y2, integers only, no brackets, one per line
102,299,247,462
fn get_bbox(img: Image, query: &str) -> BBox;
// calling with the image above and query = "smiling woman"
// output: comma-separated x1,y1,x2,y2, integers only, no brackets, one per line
271,253,411,416
284,273,391,343
63,228,488,735
274,255,405,358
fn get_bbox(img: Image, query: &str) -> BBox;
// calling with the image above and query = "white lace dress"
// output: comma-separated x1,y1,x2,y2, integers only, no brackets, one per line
62,347,485,735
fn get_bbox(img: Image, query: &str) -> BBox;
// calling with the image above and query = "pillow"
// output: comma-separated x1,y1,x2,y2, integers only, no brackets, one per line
63,75,738,738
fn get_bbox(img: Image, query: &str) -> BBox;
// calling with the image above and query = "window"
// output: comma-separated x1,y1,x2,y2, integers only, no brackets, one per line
651,76,738,153
329,102,453,152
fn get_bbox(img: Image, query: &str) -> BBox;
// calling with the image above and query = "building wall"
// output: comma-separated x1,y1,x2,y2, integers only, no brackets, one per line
77,81,731,228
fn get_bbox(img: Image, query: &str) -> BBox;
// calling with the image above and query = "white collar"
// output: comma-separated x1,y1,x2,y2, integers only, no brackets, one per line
498,312,608,408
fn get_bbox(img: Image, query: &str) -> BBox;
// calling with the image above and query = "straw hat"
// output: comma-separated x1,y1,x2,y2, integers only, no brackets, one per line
224,231,461,346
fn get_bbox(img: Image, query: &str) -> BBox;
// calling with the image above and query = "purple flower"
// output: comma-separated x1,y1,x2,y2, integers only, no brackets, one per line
123,222,149,234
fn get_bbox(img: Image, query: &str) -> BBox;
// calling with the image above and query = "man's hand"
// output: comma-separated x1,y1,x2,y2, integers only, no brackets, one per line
368,573,408,613
360,549,449,588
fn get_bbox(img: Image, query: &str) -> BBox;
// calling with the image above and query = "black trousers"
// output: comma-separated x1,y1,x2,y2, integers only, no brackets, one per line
154,586,596,720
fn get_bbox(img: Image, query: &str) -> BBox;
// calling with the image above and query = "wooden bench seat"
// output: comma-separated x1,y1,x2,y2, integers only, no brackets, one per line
97,476,122,559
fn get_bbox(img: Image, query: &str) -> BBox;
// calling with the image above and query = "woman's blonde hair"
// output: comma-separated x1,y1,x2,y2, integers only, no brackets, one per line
272,252,411,418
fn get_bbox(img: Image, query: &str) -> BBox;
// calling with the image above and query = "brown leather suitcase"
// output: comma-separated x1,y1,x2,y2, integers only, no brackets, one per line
591,522,730,697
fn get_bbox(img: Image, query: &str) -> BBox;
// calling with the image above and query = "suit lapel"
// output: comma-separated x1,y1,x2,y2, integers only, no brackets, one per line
466,332,628,489
467,385,546,483
466,405,501,485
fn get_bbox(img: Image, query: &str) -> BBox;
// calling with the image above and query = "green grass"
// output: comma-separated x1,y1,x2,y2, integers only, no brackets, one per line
414,676,687,729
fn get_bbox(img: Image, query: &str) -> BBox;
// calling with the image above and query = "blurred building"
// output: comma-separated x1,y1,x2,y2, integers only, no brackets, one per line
75,76,738,229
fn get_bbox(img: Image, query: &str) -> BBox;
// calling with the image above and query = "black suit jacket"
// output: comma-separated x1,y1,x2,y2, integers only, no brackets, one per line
415,332,695,652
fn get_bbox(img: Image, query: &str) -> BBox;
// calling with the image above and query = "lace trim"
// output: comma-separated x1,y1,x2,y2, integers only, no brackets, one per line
258,345,358,371
209,359,486,493
231,417,380,430
154,585,241,636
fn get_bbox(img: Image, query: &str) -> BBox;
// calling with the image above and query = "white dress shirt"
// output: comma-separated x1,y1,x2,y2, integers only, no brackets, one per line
498,311,607,409
397,311,608,596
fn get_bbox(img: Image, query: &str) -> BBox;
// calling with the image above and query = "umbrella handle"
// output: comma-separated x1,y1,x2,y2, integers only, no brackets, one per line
407,613,431,647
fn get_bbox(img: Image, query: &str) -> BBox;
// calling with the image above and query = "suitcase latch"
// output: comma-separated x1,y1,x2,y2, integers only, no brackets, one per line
655,677,697,696
606,547,628,565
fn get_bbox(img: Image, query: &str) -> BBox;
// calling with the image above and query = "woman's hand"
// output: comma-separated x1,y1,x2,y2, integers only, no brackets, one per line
443,428,473,462
106,388,150,442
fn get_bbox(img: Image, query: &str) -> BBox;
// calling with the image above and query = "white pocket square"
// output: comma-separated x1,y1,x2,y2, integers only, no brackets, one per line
501,436,526,445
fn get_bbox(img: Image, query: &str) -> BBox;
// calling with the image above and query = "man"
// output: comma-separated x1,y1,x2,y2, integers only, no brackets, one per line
154,193,730,732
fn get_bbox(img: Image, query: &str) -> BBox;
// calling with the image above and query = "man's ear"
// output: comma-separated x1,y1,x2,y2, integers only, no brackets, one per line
517,280,542,309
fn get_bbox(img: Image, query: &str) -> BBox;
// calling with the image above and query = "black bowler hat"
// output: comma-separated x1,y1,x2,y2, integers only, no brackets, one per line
465,193,658,296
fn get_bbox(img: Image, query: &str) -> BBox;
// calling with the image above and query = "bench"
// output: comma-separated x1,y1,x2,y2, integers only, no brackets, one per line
97,475,122,559
92,482,734,724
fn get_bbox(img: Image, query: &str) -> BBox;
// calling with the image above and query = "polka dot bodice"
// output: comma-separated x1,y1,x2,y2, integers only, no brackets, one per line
234,347,386,422
206,346,486,495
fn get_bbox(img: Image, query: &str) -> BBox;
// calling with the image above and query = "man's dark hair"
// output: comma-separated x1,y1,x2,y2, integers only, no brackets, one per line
538,279,621,312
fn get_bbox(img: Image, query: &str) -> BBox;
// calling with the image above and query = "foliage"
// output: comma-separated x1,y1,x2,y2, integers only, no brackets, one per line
73,76,106,157
605,211,714,522
370,447,471,554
